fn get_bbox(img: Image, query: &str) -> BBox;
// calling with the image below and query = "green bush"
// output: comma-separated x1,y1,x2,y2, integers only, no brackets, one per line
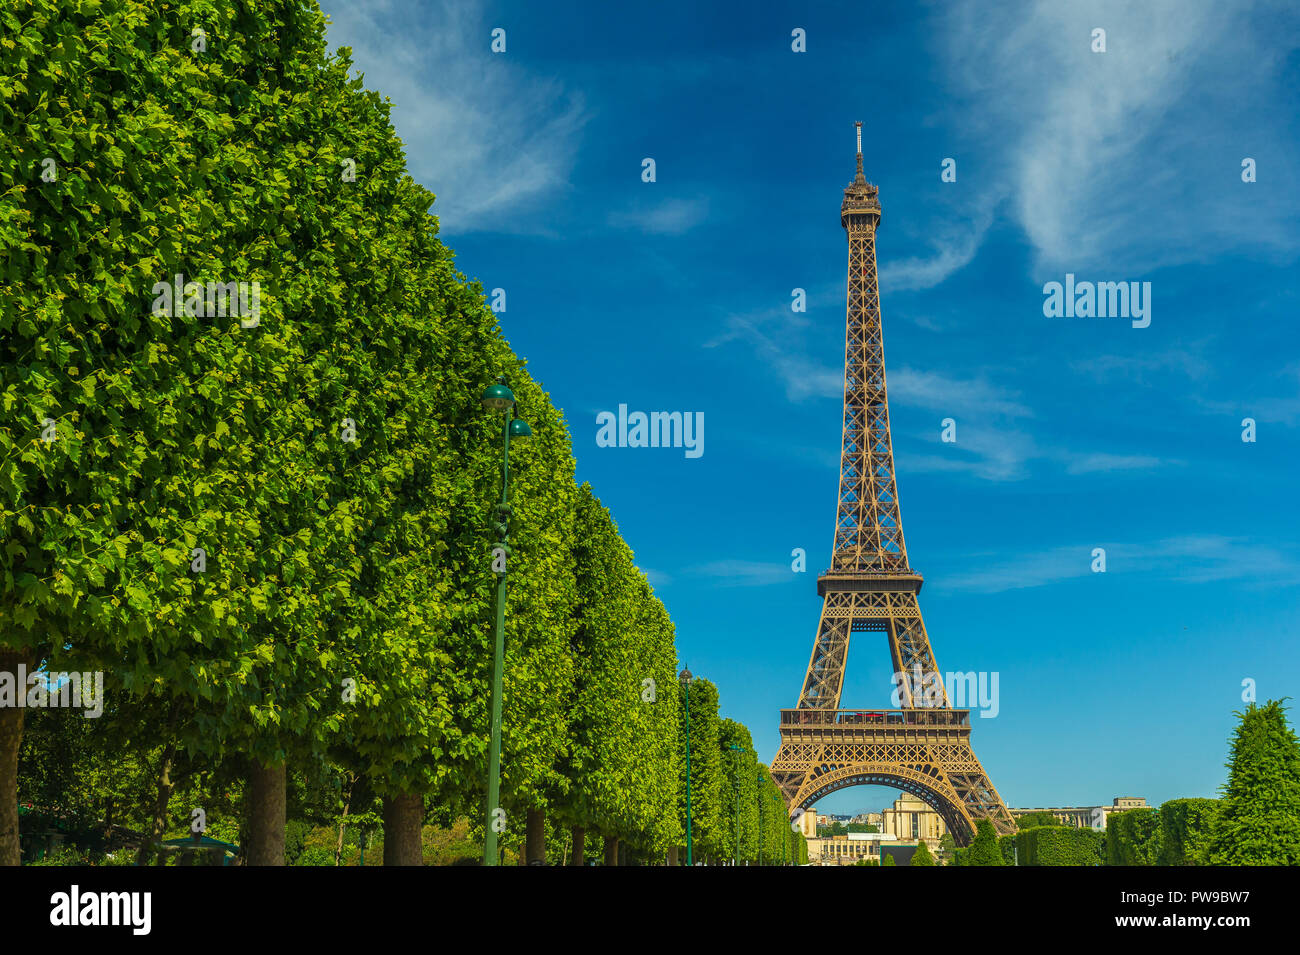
1019,826,1103,866
1107,809,1162,865
26,845,86,866
966,820,1005,865
284,819,313,865
911,841,935,866
294,846,337,866
1159,799,1222,866
998,834,1017,864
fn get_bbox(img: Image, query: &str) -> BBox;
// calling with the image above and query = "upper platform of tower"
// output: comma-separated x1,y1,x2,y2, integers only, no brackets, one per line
842,121,882,228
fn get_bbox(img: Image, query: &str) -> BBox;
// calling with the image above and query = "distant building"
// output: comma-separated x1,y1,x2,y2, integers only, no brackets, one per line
1009,797,1148,830
807,831,897,865
880,794,947,851
798,810,817,839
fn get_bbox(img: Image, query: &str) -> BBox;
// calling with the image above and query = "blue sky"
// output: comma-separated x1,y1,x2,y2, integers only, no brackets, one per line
318,0,1300,815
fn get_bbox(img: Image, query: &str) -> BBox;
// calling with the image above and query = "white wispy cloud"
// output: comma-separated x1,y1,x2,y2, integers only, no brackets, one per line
1193,363,1300,426
687,560,798,588
1059,452,1172,475
934,0,1300,272
1070,346,1214,385
879,202,996,292
712,306,1184,482
898,428,1042,483
321,0,588,234
704,290,845,402
889,367,1033,419
641,568,673,588
940,536,1300,594
607,197,710,235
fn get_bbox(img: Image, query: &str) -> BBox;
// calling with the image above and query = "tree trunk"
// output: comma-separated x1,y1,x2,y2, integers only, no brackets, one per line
525,808,546,865
604,835,619,867
668,845,679,866
382,793,424,866
136,740,177,866
0,649,33,866
570,825,585,866
246,759,286,866
335,774,355,867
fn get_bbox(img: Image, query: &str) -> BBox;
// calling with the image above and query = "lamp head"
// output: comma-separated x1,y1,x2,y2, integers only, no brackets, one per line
480,380,515,411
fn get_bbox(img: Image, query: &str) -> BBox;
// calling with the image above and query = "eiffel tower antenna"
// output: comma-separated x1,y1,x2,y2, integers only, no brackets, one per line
855,121,864,180
767,129,1015,848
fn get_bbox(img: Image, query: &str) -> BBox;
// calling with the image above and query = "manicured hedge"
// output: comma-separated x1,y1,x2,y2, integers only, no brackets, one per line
1018,825,1103,866
1106,808,1162,865
998,834,1016,865
1159,798,1221,866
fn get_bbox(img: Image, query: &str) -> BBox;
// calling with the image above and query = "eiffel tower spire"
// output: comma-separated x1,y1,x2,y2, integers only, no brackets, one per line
767,125,1015,847
832,121,907,578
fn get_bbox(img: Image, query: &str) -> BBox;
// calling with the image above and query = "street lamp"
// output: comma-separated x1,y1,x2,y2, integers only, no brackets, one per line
727,744,742,865
481,376,530,867
679,666,693,866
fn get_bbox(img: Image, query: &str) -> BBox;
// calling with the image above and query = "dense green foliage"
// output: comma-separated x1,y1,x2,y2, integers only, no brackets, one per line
965,820,1005,865
1106,808,1162,866
998,833,1016,865
910,840,935,866
1206,700,1300,865
679,678,724,860
1016,826,1103,866
1015,811,1064,829
1158,798,1222,866
0,0,809,867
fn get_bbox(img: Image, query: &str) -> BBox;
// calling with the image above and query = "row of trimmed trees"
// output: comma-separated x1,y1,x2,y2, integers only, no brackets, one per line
0,0,807,865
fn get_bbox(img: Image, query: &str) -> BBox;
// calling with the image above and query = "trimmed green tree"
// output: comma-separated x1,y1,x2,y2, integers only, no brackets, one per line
1159,798,1222,866
966,819,1005,865
1106,808,1162,865
1206,699,1300,865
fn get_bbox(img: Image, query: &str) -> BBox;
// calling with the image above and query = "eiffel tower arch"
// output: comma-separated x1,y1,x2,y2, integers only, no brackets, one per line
769,124,1015,847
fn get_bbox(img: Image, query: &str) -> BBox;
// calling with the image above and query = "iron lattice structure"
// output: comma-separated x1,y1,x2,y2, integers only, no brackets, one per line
768,124,1015,845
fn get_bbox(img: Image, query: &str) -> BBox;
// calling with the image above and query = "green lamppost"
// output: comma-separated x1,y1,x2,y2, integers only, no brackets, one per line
480,376,531,867
679,666,694,866
727,744,742,865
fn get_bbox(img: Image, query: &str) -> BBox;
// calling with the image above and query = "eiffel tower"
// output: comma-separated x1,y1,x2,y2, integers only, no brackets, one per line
768,123,1015,846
